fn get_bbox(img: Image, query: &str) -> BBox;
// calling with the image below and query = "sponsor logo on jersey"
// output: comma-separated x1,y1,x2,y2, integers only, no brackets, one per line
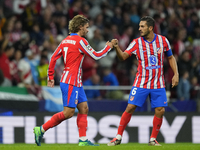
86,44,94,52
150,55,157,65
146,55,161,70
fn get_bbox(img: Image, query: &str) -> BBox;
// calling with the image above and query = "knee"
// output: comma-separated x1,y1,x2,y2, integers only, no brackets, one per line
155,107,165,117
63,110,74,119
126,104,137,114
81,105,88,114
159,107,165,114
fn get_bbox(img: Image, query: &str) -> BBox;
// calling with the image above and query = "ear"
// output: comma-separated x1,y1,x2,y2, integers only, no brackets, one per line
79,25,83,30
149,26,153,31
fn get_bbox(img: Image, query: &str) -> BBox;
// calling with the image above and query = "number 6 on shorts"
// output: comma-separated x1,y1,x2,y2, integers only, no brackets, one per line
131,88,137,95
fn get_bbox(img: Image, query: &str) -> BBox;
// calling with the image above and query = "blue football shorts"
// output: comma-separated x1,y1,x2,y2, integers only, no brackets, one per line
60,82,87,108
128,86,168,108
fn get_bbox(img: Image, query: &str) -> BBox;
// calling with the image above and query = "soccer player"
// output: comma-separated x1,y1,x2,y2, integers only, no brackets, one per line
107,16,179,146
33,15,113,146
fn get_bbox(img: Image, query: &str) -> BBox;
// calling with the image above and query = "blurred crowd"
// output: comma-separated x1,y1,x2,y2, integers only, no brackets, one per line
0,0,200,101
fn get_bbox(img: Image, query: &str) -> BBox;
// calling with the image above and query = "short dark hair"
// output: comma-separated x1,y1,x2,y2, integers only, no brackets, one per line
140,16,155,29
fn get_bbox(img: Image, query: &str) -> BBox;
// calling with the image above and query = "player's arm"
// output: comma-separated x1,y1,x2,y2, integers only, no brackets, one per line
79,39,113,60
111,39,129,61
47,43,62,87
167,55,179,88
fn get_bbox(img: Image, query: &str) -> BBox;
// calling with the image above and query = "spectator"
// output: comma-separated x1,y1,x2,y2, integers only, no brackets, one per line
82,55,98,82
0,45,14,86
173,27,187,57
119,25,134,51
10,19,22,44
87,28,105,50
190,76,200,100
94,13,104,31
130,3,140,25
21,1,39,31
17,51,33,87
83,74,102,100
30,23,44,46
10,50,22,85
68,0,83,19
37,55,49,86
111,6,122,27
14,31,30,57
102,67,123,100
0,7,6,40
177,70,191,101
57,16,68,38
23,49,39,85
178,50,192,76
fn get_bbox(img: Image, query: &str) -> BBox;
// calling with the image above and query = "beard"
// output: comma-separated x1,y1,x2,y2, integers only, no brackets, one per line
141,30,150,37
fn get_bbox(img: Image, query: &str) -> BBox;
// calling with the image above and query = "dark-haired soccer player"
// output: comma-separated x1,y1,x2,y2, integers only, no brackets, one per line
33,15,114,146
108,16,179,146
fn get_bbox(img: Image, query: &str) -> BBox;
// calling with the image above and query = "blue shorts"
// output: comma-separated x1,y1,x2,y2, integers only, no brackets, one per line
60,82,87,108
128,86,168,108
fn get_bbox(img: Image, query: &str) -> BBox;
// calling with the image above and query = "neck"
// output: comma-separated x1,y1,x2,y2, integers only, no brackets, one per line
77,31,82,37
144,32,155,42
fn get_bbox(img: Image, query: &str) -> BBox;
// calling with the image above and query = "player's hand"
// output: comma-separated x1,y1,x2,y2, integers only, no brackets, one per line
172,74,179,88
106,41,113,49
47,79,55,88
111,39,118,48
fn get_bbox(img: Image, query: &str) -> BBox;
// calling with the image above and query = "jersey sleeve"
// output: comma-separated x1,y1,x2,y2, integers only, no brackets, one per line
48,43,63,80
78,38,112,60
164,37,173,57
124,40,137,56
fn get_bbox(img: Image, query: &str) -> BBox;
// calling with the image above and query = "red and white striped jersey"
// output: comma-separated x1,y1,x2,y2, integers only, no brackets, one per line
125,34,172,89
48,33,111,87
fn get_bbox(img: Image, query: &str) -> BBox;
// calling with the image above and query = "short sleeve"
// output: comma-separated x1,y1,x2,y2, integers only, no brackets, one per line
124,40,137,56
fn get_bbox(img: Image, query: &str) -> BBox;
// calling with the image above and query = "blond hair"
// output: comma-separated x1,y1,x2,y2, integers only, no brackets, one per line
68,15,89,33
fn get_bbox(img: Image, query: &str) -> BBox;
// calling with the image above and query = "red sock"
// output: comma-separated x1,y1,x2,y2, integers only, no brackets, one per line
42,112,66,131
150,115,163,139
77,113,87,137
117,111,132,136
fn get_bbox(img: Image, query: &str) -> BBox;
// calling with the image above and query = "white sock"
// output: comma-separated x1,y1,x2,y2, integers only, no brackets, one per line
41,126,45,133
116,134,122,140
79,136,87,141
150,137,156,141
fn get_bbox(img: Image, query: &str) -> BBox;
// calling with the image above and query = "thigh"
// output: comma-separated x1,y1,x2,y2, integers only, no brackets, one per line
149,88,168,108
77,86,88,104
128,86,150,107
60,82,79,108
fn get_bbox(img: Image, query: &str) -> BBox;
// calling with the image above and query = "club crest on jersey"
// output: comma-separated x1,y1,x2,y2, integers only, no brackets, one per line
157,47,162,54
75,99,78,105
130,96,134,101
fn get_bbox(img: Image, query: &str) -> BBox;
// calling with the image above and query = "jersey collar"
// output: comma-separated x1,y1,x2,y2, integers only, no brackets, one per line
142,33,157,43
70,33,78,36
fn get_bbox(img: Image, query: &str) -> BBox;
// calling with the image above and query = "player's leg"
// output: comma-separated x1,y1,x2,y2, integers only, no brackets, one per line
77,102,88,142
148,88,167,146
107,104,137,146
33,83,77,146
76,87,99,146
108,87,150,146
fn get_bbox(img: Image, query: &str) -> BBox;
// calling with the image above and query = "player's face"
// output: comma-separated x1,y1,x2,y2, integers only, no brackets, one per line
139,21,150,37
80,23,89,37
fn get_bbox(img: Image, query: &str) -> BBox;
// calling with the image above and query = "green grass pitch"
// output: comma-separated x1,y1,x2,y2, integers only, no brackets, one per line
0,143,200,150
